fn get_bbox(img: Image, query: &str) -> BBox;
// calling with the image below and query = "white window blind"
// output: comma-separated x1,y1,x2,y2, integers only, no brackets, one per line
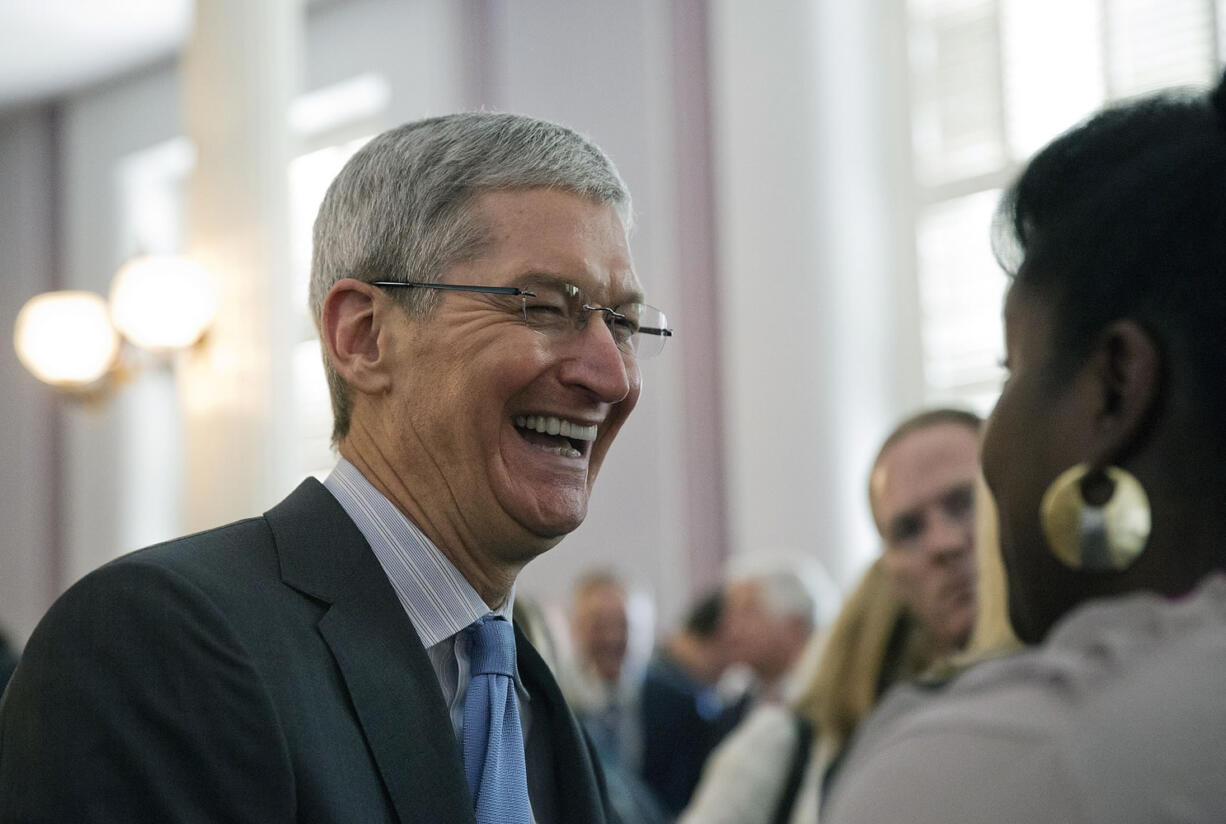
906,0,1223,415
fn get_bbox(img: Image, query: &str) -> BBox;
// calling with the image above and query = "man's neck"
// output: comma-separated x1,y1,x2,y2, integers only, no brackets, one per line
336,442,521,608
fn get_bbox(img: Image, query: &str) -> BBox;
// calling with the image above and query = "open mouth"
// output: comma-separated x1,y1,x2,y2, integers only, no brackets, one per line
514,414,597,459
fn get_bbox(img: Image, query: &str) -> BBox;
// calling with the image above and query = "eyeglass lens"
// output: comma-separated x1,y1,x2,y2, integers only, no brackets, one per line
517,282,670,359
372,278,671,359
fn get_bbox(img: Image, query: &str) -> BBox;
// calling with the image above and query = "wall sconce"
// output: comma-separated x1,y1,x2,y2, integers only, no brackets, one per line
14,255,217,394
14,291,121,389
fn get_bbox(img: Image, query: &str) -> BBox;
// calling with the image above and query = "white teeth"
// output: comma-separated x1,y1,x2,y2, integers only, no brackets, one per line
514,415,598,442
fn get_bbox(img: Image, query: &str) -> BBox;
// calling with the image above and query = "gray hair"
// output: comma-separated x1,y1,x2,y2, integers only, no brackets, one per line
727,552,841,629
308,112,632,444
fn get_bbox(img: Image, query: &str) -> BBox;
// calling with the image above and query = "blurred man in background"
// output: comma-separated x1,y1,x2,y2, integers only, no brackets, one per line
640,588,745,816
565,570,668,824
722,557,834,704
566,571,648,768
868,408,981,660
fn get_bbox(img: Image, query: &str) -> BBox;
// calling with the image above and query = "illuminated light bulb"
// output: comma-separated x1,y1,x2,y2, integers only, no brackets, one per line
110,255,217,350
14,291,120,388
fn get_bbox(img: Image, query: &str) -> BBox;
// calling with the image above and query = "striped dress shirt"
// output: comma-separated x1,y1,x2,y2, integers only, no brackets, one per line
323,459,544,821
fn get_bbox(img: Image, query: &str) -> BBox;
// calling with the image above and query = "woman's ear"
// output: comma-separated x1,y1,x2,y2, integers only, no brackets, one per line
1088,318,1161,462
320,279,393,396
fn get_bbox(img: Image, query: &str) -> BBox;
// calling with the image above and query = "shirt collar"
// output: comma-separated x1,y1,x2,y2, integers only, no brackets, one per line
323,458,516,648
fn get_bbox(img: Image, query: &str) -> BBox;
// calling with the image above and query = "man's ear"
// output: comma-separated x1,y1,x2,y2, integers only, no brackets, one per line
1087,318,1161,464
320,278,393,396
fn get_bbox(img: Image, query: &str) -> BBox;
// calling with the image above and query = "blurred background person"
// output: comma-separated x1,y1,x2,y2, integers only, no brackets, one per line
640,588,744,817
681,407,983,824
721,554,836,707
676,552,835,824
827,72,1226,824
565,570,653,769
868,408,982,663
563,570,669,824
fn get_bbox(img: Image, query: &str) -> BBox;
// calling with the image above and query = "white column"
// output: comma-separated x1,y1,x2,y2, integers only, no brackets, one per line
709,0,924,586
180,0,302,531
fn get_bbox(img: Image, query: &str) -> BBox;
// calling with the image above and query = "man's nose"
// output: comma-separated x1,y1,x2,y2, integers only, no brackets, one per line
922,511,972,561
559,318,634,403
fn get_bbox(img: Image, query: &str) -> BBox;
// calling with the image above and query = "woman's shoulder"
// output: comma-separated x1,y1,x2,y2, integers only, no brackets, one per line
828,577,1226,823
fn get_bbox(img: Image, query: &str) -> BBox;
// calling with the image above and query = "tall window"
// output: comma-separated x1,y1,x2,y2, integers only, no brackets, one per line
907,0,1224,413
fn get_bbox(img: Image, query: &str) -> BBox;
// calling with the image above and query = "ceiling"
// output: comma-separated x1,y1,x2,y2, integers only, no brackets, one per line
0,0,191,115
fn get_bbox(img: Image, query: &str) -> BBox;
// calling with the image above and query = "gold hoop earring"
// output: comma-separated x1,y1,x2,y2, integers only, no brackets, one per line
1040,463,1150,572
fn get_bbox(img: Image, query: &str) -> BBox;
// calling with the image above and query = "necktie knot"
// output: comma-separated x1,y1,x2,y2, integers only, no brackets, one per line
466,615,516,677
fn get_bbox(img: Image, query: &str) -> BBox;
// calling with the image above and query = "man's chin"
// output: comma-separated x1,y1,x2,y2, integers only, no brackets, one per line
528,511,586,540
511,506,587,547
506,484,590,538
945,611,978,651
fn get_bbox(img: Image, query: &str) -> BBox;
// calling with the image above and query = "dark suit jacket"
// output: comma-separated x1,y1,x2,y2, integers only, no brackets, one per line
639,653,747,815
0,479,615,823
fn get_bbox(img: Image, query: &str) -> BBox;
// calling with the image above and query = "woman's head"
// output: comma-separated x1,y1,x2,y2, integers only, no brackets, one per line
982,72,1226,643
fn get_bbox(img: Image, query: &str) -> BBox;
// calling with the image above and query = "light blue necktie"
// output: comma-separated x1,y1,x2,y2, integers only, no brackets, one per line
462,615,533,824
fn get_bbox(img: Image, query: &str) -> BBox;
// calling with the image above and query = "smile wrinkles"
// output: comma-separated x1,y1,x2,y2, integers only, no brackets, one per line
514,414,598,442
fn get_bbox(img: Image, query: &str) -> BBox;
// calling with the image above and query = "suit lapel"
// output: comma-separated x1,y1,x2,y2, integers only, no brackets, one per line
266,480,475,824
516,625,611,824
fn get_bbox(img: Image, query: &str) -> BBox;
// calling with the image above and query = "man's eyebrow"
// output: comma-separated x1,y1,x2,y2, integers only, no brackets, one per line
510,272,575,293
942,482,976,500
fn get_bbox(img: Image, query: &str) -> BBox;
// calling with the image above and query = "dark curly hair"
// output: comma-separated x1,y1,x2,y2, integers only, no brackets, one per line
992,70,1226,431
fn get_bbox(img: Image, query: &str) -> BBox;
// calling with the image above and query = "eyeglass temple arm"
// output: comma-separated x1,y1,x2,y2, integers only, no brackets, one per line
638,326,673,337
371,281,534,297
